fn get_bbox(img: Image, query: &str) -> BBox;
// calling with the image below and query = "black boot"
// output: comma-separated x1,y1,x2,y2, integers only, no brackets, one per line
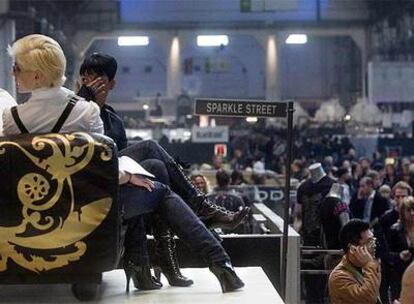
191,195,251,230
153,234,194,287
167,160,250,229
123,259,162,292
209,261,245,293
152,214,193,287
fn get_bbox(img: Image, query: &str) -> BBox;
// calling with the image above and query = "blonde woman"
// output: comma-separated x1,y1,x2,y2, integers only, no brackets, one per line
387,196,414,302
3,34,102,135
2,34,244,293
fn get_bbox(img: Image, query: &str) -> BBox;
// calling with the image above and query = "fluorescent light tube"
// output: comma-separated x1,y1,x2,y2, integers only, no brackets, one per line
118,36,149,46
285,34,307,44
197,35,229,47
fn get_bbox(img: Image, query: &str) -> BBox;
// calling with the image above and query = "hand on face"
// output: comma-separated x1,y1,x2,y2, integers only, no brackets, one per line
82,77,107,107
349,245,374,267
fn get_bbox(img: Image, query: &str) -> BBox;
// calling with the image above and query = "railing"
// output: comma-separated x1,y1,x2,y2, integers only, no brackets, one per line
253,203,300,304
300,246,343,301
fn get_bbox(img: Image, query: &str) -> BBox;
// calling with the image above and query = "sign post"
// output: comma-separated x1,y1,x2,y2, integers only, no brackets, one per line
194,98,294,300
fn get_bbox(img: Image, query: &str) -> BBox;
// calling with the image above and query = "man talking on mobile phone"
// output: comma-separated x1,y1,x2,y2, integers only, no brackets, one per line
329,219,382,304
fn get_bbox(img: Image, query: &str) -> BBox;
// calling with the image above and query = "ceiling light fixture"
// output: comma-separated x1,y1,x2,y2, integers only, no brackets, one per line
285,34,307,44
197,35,229,47
118,36,149,46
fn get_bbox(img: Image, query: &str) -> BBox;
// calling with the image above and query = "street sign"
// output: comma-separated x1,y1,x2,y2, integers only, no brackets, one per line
192,126,229,143
195,98,287,118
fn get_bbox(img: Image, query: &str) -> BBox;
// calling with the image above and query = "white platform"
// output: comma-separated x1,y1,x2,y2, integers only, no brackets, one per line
0,267,284,303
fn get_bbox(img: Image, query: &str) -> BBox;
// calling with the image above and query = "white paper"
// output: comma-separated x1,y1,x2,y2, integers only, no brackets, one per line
118,156,155,178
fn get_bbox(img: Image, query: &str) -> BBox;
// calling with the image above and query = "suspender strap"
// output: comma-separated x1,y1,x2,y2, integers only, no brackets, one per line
51,96,79,133
10,106,29,134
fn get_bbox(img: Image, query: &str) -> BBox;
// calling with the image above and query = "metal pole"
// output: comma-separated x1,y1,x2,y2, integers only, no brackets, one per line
281,101,295,301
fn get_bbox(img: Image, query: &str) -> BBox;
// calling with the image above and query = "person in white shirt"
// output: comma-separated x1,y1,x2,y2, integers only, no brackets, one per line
0,89,16,136
2,37,102,135
3,33,244,293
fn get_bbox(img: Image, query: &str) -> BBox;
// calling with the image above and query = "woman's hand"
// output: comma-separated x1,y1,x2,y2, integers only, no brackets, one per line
129,174,155,192
85,77,107,107
400,250,412,262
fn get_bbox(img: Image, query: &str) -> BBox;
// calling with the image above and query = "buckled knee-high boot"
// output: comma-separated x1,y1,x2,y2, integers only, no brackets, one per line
152,214,193,287
167,160,250,230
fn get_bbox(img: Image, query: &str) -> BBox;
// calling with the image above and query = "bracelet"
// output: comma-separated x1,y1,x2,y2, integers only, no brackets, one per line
128,173,132,183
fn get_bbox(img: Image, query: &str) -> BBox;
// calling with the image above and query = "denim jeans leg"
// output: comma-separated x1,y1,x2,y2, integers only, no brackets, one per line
140,159,170,185
124,215,149,266
120,140,197,200
120,139,173,164
120,182,167,220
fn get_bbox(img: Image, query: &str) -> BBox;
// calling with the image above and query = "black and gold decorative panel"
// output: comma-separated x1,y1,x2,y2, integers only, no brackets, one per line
0,133,119,277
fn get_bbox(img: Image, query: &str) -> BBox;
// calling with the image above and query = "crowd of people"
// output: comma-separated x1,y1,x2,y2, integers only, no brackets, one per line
289,154,414,303
185,128,414,303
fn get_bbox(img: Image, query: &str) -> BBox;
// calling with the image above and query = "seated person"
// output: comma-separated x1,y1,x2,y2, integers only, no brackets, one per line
77,53,249,286
77,53,249,227
2,34,245,293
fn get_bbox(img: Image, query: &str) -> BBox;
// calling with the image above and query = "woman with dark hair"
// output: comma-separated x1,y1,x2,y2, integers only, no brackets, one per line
77,53,249,287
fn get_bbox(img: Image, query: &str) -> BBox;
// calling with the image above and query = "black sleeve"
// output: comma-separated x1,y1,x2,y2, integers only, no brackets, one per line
296,182,306,205
118,121,128,151
386,228,406,267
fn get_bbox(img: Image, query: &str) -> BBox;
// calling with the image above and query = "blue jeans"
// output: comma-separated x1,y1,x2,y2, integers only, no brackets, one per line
120,140,197,204
120,182,229,266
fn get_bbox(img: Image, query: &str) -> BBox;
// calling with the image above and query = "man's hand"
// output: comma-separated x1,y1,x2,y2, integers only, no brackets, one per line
400,250,412,262
129,174,155,192
350,245,374,266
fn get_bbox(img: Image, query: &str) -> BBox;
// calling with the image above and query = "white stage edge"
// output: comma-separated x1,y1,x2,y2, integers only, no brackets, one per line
0,267,284,303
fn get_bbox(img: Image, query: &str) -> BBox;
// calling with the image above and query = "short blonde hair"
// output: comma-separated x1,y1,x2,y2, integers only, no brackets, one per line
9,34,66,87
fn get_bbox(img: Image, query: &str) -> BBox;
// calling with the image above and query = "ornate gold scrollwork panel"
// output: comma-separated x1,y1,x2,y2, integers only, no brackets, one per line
0,133,113,273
